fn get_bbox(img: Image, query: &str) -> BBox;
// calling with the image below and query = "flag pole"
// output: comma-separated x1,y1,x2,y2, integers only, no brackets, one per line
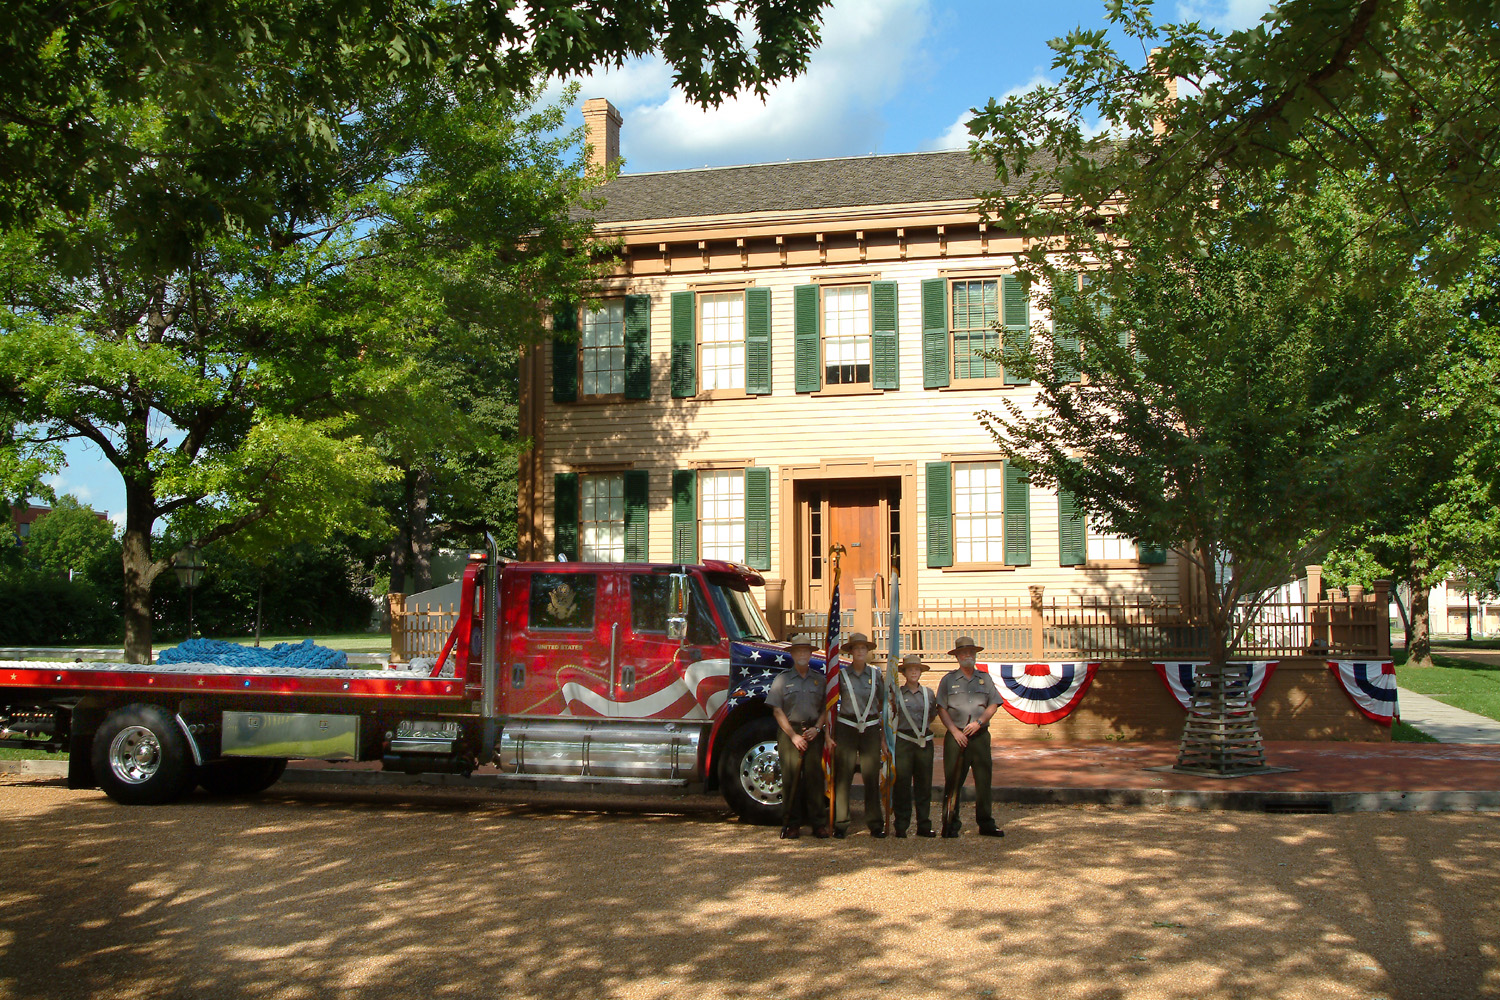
821,545,845,822
880,560,900,830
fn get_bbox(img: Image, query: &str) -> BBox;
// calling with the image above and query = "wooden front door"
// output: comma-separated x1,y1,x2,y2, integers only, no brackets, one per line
828,487,882,606
801,479,900,612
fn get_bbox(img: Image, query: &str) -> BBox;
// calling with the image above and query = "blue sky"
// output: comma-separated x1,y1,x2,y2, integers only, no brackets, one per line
53,0,1271,527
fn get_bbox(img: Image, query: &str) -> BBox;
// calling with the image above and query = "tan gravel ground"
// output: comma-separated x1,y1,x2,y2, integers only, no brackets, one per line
1,777,1497,1000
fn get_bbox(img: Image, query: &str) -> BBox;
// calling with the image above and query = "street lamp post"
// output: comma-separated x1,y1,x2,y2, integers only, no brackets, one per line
172,544,206,640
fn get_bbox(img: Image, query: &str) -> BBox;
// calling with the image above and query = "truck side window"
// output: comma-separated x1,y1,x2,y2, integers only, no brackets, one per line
529,574,596,631
631,573,719,643
630,574,672,632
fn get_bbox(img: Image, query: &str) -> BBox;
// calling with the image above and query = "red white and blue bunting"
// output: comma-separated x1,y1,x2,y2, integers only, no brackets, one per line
984,661,1101,725
1327,660,1400,726
1153,661,1279,711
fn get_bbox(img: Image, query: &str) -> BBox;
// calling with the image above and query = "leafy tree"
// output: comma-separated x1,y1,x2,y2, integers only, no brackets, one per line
968,0,1500,287
21,495,117,578
979,183,1461,769
1,0,830,263
0,73,610,662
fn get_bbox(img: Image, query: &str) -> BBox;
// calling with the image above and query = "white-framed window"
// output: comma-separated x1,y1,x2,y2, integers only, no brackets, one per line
699,291,745,391
1087,517,1137,562
951,278,1001,380
953,461,1006,564
580,301,626,396
580,473,625,562
823,285,871,386
700,470,746,562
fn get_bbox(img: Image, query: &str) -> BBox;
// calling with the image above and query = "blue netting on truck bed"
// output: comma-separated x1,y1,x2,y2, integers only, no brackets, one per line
157,637,349,670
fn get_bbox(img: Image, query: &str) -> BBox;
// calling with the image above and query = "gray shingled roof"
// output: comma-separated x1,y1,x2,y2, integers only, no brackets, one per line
579,150,1008,224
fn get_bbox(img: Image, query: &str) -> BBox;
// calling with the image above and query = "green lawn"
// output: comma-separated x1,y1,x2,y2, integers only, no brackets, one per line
1394,649,1500,725
1391,720,1439,743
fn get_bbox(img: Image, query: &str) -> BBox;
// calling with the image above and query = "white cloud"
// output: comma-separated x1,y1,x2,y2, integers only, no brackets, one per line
924,73,1056,151
562,0,934,172
927,110,973,151
1175,0,1278,32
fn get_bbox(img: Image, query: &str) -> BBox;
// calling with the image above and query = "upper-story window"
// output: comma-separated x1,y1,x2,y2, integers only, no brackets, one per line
793,281,898,393
823,285,871,386
699,291,745,391
921,274,1029,388
951,279,1001,380
552,296,650,404
670,288,771,398
581,301,626,396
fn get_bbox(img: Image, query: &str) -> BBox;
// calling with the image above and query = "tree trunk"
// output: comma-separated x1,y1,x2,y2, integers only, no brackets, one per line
410,466,433,593
121,524,156,664
1408,582,1434,668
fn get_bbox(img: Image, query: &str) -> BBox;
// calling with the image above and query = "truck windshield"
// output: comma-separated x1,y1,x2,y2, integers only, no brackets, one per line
704,575,774,641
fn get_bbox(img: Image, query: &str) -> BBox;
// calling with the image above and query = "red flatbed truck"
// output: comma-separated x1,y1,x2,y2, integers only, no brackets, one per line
0,545,815,824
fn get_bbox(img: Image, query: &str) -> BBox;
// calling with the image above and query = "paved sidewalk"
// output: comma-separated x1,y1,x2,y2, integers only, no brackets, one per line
1398,688,1500,744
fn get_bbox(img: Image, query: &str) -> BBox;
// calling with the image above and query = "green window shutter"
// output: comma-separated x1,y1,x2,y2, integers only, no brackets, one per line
744,466,771,570
624,470,649,561
1003,461,1031,566
1139,543,1168,564
670,291,696,398
671,469,697,563
871,280,899,390
921,278,950,389
745,287,772,395
925,461,953,568
1052,271,1081,383
552,304,577,403
1057,488,1086,566
624,295,651,399
794,284,820,393
1002,274,1030,386
554,472,579,561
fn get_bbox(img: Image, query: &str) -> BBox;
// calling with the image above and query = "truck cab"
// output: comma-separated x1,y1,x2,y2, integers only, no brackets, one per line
438,556,812,823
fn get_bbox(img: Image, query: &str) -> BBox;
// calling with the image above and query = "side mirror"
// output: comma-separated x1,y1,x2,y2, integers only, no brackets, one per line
666,573,690,642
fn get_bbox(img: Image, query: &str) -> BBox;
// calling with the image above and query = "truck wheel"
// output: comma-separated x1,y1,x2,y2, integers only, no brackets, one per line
718,716,784,826
198,758,288,796
90,704,193,805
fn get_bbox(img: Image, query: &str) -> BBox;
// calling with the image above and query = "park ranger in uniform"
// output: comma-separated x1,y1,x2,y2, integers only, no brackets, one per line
935,636,1004,838
830,632,885,838
892,653,939,838
766,635,830,839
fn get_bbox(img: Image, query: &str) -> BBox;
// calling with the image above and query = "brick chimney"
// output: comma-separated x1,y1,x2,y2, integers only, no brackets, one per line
582,98,622,174
1149,48,1179,138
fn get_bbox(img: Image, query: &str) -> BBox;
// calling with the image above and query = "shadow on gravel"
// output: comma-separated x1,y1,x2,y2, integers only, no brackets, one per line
0,780,1496,1000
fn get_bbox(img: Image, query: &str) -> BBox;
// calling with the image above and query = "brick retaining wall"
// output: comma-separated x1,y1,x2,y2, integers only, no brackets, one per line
977,657,1390,743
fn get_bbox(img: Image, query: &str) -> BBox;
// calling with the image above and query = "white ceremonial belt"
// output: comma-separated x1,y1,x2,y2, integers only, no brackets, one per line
837,717,881,732
896,731,933,746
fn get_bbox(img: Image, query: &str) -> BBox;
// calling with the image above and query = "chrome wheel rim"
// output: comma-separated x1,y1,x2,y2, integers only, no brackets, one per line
108,726,162,785
738,740,782,807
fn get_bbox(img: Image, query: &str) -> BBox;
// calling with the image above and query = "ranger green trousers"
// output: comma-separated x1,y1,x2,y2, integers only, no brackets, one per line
776,730,828,828
893,736,935,834
833,721,885,834
942,727,995,832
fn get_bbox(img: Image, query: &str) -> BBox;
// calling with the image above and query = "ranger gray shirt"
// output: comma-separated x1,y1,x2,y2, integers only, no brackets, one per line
766,668,826,727
895,683,939,738
936,668,1002,729
836,665,883,728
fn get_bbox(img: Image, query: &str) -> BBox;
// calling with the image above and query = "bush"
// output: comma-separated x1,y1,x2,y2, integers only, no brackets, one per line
0,573,121,645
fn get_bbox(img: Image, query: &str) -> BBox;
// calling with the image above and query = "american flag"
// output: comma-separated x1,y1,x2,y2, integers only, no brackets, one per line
821,556,843,800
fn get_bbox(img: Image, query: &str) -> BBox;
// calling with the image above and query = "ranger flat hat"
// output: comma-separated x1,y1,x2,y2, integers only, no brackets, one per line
785,634,819,650
898,653,925,671
844,632,874,651
948,635,984,655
